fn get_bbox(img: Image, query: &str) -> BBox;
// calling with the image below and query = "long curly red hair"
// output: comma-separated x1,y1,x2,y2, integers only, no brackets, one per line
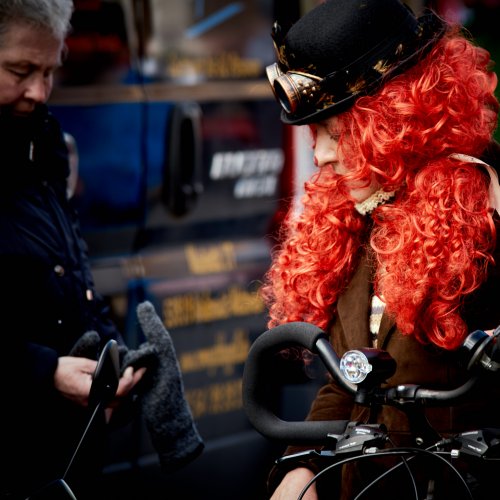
262,29,499,349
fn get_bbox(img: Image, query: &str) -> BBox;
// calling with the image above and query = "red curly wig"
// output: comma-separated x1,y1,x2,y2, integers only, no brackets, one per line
262,29,499,349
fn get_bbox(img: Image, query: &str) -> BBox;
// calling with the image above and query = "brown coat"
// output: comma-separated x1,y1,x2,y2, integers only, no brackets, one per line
270,247,500,499
317,251,500,436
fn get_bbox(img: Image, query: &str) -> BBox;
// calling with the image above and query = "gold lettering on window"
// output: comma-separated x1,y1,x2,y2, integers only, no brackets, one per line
167,52,261,80
186,379,243,418
180,329,250,375
162,286,264,329
185,242,236,274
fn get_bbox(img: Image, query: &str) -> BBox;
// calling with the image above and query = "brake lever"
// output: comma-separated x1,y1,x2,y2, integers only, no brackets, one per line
455,428,500,459
275,421,388,470
334,422,387,455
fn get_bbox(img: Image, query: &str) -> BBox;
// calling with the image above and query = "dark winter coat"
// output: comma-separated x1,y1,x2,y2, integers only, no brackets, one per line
0,105,121,499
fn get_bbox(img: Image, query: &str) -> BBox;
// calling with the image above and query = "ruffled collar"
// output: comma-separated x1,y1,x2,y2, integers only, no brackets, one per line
354,188,396,215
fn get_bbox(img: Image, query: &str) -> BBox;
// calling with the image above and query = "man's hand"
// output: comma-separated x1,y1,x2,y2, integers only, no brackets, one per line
54,356,146,408
54,356,97,406
113,365,147,403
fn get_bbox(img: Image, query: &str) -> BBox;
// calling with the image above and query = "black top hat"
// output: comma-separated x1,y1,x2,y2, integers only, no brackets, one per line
267,0,447,125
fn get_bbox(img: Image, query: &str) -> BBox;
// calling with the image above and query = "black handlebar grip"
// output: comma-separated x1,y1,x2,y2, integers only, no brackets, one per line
242,322,349,444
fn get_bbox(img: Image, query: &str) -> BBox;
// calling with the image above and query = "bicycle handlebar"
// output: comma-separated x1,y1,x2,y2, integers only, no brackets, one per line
242,322,352,444
242,322,500,444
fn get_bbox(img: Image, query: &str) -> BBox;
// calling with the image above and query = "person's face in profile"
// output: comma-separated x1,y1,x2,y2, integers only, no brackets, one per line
311,117,381,202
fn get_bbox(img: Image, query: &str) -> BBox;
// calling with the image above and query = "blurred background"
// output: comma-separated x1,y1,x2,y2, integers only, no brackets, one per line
47,1,499,498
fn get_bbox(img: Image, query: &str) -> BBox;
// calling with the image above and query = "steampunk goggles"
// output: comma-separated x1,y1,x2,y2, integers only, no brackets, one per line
266,62,349,117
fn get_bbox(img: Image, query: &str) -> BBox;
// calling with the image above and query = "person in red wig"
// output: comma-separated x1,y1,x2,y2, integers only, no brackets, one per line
263,0,500,498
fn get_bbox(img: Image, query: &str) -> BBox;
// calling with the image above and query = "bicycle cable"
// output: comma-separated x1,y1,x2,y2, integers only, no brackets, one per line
298,445,473,500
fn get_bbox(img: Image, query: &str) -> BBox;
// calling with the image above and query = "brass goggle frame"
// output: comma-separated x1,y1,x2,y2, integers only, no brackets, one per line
266,63,326,115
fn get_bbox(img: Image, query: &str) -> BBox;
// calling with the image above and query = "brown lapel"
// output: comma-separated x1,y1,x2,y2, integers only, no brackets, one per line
336,252,372,348
335,251,397,349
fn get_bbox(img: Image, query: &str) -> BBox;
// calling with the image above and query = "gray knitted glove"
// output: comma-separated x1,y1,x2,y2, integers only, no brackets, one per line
69,331,132,371
133,301,204,472
69,330,101,358
69,302,204,472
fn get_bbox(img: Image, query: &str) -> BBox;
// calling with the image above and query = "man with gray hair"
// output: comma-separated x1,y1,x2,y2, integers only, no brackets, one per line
0,2,145,498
